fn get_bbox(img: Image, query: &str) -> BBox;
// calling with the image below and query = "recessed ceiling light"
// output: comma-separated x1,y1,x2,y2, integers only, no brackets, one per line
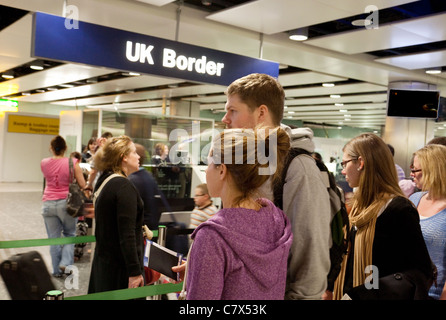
330,94,341,98
289,28,308,41
426,67,441,74
30,61,44,70
335,103,344,107
1,71,14,79
351,19,372,27
289,34,308,41
322,83,335,87
122,72,140,76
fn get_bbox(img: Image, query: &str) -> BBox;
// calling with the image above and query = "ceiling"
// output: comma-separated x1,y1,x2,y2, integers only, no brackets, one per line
1,0,446,133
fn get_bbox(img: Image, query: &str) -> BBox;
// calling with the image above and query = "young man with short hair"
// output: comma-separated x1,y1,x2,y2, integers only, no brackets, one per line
222,73,331,300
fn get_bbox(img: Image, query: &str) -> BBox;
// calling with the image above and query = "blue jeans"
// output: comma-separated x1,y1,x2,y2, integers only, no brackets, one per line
42,199,77,275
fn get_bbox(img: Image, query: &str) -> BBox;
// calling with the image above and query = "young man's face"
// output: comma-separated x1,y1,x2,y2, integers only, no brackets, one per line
221,94,260,129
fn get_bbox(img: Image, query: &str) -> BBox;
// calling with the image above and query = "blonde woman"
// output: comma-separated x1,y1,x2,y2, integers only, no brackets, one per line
409,144,446,300
88,135,145,293
334,133,433,300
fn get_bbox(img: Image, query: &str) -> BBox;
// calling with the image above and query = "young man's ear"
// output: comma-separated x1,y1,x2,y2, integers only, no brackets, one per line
256,104,273,126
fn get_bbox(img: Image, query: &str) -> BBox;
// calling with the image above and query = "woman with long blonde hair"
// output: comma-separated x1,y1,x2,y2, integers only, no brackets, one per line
334,133,433,300
409,144,446,299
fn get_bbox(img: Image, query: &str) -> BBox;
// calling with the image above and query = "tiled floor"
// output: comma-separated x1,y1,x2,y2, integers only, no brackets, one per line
0,182,92,299
0,182,181,301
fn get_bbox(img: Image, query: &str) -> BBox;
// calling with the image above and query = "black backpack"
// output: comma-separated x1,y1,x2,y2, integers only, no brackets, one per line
273,147,349,292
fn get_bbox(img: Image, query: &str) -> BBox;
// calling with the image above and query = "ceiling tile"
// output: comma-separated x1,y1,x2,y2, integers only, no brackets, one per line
206,0,419,35
2,64,112,95
278,71,347,86
17,74,179,103
375,49,446,70
305,12,446,55
0,13,32,71
284,82,387,98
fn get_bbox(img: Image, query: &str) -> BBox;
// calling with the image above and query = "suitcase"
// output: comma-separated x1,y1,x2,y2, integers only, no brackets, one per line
0,251,56,300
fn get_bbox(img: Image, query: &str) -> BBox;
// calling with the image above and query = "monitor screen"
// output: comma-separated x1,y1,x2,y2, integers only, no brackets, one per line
387,89,440,119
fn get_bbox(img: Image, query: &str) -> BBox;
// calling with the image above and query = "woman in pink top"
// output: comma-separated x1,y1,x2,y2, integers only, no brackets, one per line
41,135,86,277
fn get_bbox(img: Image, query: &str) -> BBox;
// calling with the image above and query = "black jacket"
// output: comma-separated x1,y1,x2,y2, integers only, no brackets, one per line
343,196,434,299
88,172,144,293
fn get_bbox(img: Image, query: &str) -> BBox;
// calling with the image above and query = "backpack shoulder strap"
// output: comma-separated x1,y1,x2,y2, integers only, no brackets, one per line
93,173,121,207
273,147,310,209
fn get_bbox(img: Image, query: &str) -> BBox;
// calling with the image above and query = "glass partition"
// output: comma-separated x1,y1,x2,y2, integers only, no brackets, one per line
82,109,215,200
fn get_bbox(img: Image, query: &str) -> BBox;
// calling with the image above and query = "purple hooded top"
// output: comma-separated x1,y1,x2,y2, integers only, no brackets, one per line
186,198,293,300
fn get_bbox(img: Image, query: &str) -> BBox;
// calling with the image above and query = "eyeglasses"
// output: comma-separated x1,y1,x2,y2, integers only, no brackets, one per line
410,168,422,174
340,158,358,169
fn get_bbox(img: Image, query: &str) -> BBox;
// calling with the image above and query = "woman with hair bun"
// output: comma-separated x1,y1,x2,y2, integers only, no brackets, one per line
41,135,86,277
182,127,293,300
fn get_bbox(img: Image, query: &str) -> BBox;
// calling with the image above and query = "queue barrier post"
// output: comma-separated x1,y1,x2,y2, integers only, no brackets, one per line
45,290,64,300
152,225,167,300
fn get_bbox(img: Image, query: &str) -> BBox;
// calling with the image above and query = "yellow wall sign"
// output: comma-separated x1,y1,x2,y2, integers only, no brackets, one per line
8,114,59,135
